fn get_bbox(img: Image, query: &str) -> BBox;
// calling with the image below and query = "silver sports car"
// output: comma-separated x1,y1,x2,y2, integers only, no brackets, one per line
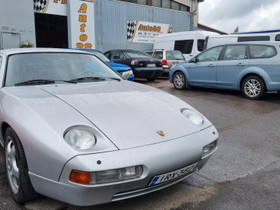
0,48,218,206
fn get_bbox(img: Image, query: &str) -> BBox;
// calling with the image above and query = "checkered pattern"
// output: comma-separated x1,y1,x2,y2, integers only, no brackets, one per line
34,0,47,13
127,20,137,41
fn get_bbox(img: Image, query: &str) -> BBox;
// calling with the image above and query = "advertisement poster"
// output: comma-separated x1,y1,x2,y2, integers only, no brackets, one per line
67,0,95,49
127,20,172,43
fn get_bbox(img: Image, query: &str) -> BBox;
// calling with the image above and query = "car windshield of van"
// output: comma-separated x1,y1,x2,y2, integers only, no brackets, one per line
125,51,150,58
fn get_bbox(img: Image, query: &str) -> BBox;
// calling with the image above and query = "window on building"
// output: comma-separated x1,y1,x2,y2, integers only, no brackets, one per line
137,0,147,5
180,5,190,12
162,0,171,9
171,1,180,10
174,40,194,54
152,0,161,7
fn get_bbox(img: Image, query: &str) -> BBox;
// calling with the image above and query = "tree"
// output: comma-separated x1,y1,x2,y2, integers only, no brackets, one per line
233,26,239,33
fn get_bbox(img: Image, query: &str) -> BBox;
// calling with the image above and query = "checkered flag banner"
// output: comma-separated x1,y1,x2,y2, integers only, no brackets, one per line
34,0,48,13
127,20,138,42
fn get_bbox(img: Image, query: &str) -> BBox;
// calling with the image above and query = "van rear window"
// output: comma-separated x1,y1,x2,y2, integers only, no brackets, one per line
174,40,193,54
237,36,270,42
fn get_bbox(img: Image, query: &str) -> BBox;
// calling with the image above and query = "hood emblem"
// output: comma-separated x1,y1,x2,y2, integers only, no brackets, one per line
157,130,165,136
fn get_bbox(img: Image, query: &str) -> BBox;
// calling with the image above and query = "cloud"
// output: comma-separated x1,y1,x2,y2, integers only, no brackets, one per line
199,0,280,33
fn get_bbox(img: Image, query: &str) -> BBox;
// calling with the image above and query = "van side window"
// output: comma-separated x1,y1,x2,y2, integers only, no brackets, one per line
196,46,223,62
174,40,193,54
197,39,205,52
223,45,247,60
238,36,270,42
275,34,280,41
249,45,276,58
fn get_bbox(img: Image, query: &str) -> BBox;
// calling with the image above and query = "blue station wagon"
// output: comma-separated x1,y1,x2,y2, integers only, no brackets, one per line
169,42,280,99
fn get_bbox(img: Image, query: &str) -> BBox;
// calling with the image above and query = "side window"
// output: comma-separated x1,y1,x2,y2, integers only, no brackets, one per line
197,39,205,52
174,40,193,54
110,52,124,60
223,45,247,60
154,51,163,59
104,52,111,60
196,46,223,62
275,34,280,41
249,45,277,58
238,36,270,42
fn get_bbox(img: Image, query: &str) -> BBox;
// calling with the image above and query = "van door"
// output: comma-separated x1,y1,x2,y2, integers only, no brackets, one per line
1,32,21,49
216,45,249,88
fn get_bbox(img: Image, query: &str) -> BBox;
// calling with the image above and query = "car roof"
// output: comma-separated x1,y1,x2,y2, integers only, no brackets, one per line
216,41,280,47
0,48,91,56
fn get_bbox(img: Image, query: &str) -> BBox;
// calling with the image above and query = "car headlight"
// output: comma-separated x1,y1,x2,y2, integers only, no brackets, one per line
181,108,204,125
64,127,96,150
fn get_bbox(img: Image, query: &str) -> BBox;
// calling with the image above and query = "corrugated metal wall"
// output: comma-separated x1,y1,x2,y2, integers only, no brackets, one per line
94,0,190,53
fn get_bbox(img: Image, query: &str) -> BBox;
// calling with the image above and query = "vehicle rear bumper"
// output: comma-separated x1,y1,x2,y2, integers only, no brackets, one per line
132,67,163,79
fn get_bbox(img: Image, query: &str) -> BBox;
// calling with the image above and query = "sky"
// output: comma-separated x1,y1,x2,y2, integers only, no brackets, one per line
199,0,280,34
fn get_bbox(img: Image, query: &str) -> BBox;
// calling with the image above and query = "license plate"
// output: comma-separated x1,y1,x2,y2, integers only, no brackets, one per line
147,64,156,67
149,162,197,187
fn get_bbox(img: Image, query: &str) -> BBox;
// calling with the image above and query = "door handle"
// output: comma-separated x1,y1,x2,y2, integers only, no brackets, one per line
208,64,215,68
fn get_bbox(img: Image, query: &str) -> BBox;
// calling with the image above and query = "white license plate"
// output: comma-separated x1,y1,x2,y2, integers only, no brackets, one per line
149,162,197,187
147,64,156,67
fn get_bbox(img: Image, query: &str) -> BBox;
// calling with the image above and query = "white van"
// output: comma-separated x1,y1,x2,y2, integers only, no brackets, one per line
204,30,280,49
153,31,218,59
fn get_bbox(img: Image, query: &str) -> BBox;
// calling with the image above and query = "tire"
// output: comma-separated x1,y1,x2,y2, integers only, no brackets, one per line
4,127,39,203
172,71,189,90
241,75,266,100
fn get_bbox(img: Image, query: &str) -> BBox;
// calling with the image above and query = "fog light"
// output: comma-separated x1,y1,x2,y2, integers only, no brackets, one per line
91,166,143,184
202,139,218,159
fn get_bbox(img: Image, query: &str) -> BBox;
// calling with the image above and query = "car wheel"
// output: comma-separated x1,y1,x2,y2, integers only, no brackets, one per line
4,127,39,202
241,76,266,100
173,71,188,90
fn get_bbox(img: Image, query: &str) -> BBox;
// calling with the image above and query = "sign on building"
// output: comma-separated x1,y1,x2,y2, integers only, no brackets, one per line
127,20,172,43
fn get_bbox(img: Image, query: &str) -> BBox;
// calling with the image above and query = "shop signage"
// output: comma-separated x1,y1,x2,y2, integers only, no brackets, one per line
127,20,172,43
34,0,67,16
68,0,95,49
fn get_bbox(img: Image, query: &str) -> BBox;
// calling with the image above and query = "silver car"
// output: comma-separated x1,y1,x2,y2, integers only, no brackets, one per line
0,48,218,206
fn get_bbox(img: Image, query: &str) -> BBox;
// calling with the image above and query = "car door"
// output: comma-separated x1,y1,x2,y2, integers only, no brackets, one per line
216,45,249,88
186,46,223,86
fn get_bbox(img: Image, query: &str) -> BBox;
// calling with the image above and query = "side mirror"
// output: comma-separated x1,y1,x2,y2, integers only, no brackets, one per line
122,71,131,80
189,57,197,63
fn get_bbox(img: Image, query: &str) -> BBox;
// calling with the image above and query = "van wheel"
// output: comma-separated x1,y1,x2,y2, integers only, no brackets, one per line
173,72,188,90
241,76,266,100
4,127,39,202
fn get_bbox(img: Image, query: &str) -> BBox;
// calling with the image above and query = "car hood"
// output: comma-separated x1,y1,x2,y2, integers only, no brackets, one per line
106,61,131,71
8,81,213,150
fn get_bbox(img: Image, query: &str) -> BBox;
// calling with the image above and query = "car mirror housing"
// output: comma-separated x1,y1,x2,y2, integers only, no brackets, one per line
189,57,197,63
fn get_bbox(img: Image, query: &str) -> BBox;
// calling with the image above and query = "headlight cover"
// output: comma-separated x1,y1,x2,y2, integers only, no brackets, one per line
64,127,96,150
181,108,204,125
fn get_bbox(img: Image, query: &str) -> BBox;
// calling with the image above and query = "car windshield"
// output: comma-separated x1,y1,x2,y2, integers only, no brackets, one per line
5,52,121,87
125,51,150,58
89,51,110,62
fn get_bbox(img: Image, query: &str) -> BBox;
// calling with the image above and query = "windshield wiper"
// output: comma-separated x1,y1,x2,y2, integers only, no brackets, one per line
70,77,121,83
14,79,77,86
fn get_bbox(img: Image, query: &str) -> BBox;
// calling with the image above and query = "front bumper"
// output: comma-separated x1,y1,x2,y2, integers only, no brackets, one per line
29,125,218,206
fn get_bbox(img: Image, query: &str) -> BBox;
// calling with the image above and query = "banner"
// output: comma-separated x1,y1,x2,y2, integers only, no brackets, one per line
127,20,172,43
68,0,95,49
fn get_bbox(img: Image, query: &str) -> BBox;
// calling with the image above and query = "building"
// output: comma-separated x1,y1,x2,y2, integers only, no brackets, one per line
0,0,204,52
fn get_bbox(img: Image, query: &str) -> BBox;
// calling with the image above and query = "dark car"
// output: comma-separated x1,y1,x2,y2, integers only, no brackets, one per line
104,49,163,81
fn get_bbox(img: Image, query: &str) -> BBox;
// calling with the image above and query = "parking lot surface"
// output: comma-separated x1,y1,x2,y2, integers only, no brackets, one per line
1,78,280,210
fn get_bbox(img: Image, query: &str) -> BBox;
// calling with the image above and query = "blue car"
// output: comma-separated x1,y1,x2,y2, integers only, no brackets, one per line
169,42,280,100
74,49,134,81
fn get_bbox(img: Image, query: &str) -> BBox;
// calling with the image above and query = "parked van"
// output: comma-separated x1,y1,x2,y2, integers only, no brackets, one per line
153,31,218,59
204,30,280,49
